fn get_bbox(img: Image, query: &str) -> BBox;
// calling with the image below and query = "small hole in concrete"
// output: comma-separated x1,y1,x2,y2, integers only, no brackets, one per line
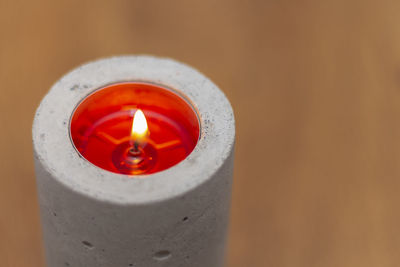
153,250,171,261
82,241,94,249
71,84,79,91
182,217,188,222
64,262,70,266
129,264,133,266
53,212,57,216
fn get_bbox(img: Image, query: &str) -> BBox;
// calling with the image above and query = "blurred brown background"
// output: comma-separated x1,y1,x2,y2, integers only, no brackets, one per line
2,0,400,266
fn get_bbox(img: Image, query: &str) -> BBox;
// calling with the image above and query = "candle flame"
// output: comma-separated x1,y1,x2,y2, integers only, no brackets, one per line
131,109,148,139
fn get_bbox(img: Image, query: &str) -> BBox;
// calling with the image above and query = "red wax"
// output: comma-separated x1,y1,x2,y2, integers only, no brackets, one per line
70,82,200,175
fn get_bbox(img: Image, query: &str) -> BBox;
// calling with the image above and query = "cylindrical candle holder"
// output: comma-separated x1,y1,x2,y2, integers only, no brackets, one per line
32,56,235,267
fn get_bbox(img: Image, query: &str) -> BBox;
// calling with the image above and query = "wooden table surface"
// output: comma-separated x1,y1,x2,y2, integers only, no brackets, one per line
2,0,400,266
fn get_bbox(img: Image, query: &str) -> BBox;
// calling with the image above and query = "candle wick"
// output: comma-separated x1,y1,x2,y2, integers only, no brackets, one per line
128,140,141,155
128,138,139,151
134,141,139,152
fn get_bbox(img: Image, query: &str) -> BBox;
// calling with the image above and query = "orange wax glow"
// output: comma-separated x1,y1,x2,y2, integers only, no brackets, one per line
70,82,200,175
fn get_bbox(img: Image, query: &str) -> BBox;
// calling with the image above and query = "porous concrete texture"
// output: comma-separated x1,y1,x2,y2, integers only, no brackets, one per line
32,56,235,267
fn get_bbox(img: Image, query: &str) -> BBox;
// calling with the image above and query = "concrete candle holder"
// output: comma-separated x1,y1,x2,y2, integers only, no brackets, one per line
32,55,235,267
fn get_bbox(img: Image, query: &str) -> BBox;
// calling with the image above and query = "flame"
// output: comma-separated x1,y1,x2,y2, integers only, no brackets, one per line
131,109,148,139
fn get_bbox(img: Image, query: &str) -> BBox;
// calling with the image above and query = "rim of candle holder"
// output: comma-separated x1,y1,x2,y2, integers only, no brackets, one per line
32,55,235,205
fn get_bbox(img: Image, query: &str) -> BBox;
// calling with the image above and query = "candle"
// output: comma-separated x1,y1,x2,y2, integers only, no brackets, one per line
33,56,235,267
70,82,200,175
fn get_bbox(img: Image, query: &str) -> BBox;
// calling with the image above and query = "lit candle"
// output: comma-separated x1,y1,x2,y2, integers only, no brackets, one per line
33,56,235,267
70,82,200,176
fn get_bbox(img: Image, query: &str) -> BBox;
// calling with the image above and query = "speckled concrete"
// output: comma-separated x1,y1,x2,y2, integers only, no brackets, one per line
32,56,235,267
